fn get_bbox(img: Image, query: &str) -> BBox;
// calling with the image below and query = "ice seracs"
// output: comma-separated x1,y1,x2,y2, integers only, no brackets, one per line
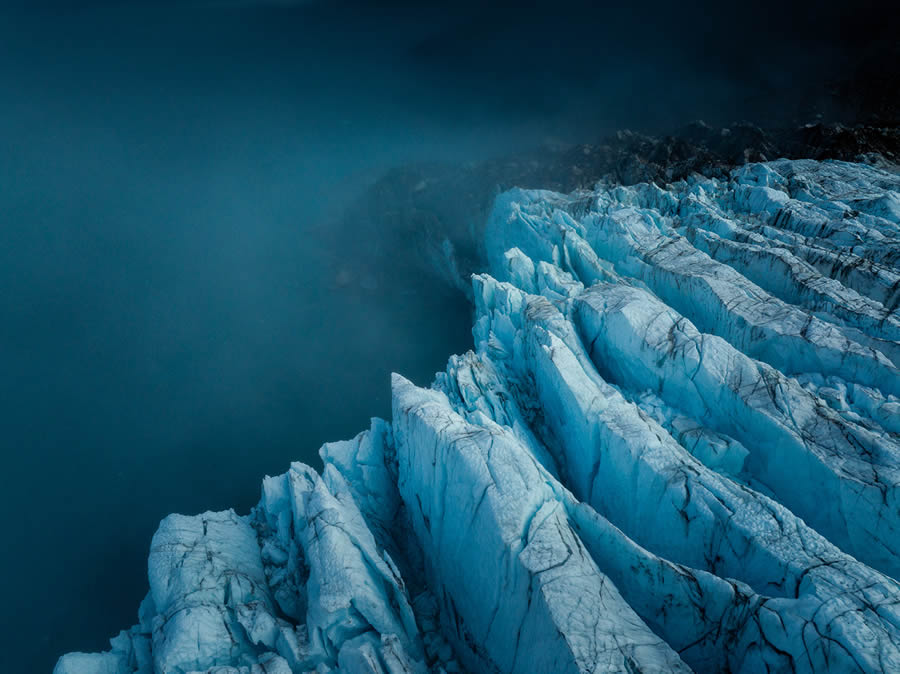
392,373,689,673
58,159,900,673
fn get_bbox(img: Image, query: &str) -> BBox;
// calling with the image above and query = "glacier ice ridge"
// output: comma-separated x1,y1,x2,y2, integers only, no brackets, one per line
57,158,900,673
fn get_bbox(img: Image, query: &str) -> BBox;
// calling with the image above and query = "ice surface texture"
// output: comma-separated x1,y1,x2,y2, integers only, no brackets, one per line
58,160,900,673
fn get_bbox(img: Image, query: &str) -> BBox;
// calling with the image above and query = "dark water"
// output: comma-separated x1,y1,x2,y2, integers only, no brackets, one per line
0,1,886,670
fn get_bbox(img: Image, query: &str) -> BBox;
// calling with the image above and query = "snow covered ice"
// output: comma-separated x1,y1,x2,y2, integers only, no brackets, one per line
57,159,900,673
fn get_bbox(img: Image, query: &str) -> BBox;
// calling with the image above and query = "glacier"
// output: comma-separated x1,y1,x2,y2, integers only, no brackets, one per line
57,158,900,673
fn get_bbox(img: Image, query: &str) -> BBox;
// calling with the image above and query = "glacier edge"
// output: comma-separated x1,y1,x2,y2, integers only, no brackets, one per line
57,159,900,674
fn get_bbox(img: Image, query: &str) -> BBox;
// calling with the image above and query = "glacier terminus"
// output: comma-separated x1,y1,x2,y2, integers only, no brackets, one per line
57,158,900,673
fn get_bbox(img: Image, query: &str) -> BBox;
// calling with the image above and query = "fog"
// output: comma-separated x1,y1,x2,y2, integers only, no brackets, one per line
0,0,887,669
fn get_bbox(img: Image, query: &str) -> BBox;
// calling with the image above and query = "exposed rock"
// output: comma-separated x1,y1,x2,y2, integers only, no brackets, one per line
324,121,900,297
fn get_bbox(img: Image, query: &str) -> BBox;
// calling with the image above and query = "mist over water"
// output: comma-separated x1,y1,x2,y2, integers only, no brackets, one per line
0,0,889,670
